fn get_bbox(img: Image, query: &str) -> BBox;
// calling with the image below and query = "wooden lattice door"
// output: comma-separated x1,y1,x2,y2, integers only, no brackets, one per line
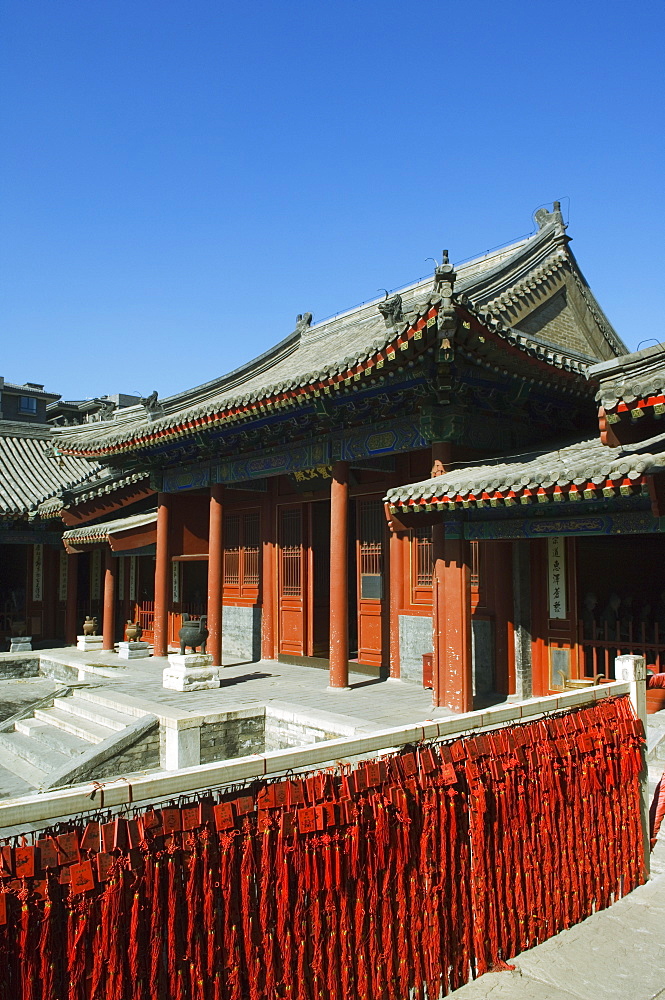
278,505,306,656
356,498,386,667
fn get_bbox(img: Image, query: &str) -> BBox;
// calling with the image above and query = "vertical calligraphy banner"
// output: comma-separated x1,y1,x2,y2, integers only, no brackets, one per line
90,550,102,601
58,549,68,602
117,556,125,601
548,536,566,619
31,544,43,602
129,555,137,602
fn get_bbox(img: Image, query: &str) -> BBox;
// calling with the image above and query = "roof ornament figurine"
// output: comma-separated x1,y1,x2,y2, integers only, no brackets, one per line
294,313,313,336
534,200,566,232
433,249,458,340
91,398,115,422
139,390,164,420
377,292,403,328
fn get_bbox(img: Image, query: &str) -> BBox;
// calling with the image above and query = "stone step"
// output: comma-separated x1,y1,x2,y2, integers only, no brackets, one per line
33,707,117,744
52,696,135,732
14,718,89,758
0,732,69,776
0,743,49,788
74,687,161,719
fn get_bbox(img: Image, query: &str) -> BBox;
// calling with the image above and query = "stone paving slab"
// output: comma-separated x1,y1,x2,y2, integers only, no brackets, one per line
40,648,454,730
0,677,62,724
450,840,665,999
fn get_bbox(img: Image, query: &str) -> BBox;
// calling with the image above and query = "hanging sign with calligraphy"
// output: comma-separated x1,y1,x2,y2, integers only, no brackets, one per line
58,550,68,602
90,550,102,601
129,556,137,602
548,536,566,619
32,544,43,603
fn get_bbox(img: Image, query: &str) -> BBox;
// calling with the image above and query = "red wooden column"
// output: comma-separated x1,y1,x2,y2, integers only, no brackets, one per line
153,493,171,658
329,460,350,689
261,481,276,659
430,440,473,711
65,552,78,646
102,548,117,651
387,511,405,679
433,531,472,712
207,484,224,667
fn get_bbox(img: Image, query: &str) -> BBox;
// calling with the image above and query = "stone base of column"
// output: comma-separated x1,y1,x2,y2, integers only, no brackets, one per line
9,637,32,652
163,653,220,692
117,641,151,660
76,635,104,652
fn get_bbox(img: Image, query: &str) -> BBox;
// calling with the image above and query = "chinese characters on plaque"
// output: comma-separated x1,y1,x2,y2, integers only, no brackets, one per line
548,536,566,619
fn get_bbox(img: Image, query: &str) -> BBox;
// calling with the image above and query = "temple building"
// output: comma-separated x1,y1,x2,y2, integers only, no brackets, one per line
54,205,638,711
0,379,105,647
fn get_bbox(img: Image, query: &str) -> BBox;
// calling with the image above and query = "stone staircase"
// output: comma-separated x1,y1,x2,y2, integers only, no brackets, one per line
0,689,141,789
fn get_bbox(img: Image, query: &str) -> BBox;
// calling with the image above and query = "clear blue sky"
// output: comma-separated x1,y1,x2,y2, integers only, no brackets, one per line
2,1,663,402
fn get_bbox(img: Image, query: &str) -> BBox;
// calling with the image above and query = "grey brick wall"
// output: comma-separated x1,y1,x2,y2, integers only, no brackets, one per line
90,730,161,780
398,614,432,684
0,655,40,679
264,719,338,752
223,605,261,662
199,716,264,763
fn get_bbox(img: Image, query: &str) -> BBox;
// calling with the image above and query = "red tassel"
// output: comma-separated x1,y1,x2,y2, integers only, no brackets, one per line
38,897,57,1000
166,852,180,993
128,890,142,994
239,827,259,1000
147,857,165,998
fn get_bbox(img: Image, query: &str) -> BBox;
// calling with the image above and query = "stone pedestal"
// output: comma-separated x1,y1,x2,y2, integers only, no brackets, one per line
77,635,104,652
9,637,32,652
163,653,219,692
117,640,151,660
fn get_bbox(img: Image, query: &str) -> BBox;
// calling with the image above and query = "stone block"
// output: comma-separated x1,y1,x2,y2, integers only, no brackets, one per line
163,653,220,692
76,635,104,652
117,641,151,660
9,637,32,652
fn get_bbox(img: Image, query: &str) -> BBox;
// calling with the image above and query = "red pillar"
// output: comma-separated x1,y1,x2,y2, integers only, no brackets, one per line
65,552,78,646
261,482,276,660
433,531,472,712
153,493,171,658
207,484,224,667
388,522,404,679
430,440,472,711
329,461,350,689
102,548,116,651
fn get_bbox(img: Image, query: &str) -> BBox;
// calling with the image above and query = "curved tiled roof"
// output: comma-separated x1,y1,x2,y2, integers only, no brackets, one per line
590,342,665,414
0,429,103,518
385,432,665,512
37,469,151,517
54,219,623,459
62,509,157,544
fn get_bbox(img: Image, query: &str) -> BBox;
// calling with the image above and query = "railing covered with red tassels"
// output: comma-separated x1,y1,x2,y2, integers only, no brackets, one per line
0,694,646,1000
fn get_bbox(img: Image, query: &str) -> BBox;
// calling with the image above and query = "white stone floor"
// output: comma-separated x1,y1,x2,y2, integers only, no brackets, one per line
40,646,457,728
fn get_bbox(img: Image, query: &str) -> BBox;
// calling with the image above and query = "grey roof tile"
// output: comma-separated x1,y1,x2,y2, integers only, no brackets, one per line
54,223,622,456
385,431,665,506
0,430,103,517
62,509,157,544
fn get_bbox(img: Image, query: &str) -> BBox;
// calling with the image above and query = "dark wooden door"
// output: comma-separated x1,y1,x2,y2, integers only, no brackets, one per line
308,501,330,657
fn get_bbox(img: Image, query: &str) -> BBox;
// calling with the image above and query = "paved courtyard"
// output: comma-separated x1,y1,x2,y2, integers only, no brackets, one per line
448,808,665,999
0,647,456,797
40,646,455,725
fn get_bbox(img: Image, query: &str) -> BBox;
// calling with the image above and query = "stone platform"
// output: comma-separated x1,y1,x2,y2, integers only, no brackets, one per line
162,653,220,692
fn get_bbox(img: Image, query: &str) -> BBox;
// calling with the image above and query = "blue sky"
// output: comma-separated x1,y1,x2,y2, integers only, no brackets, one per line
2,1,663,401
